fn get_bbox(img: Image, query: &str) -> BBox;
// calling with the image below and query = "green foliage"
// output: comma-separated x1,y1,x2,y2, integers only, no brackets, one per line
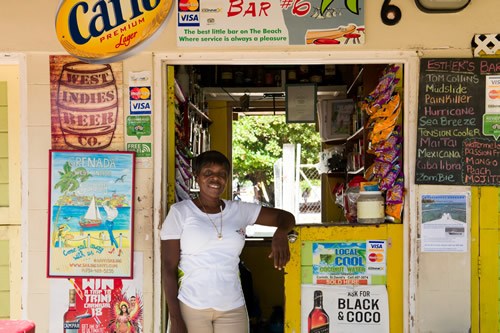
320,0,359,15
232,115,320,187
55,162,91,193
53,162,92,224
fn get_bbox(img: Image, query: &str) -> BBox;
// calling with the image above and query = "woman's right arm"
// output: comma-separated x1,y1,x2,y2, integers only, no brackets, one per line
161,239,187,333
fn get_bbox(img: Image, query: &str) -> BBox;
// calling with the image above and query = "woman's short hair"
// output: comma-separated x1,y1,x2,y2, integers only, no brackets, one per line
192,150,230,176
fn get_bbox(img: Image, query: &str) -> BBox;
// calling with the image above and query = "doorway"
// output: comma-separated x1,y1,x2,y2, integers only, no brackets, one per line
153,51,418,333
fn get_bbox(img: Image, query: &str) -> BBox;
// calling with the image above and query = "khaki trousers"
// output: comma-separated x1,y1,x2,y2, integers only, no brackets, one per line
179,301,249,333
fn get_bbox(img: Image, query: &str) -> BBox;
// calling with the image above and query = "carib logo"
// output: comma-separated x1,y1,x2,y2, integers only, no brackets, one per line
178,0,200,26
55,0,173,64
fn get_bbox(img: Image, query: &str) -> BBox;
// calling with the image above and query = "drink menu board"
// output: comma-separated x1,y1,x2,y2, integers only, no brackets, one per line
416,58,500,185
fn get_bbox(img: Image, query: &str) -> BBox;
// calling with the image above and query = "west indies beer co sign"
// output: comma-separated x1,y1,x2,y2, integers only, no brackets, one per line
50,55,124,150
55,0,173,63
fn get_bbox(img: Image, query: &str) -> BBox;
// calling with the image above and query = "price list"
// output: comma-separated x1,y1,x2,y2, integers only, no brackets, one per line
416,58,500,185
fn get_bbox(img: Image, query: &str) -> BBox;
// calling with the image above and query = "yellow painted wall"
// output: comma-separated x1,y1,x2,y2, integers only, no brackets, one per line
470,187,500,333
207,100,232,200
285,224,403,332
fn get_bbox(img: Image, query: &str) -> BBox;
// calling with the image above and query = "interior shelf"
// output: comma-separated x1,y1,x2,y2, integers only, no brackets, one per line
188,102,212,124
323,126,364,145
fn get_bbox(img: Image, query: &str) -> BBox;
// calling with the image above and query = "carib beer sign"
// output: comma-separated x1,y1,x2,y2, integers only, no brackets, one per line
55,0,173,63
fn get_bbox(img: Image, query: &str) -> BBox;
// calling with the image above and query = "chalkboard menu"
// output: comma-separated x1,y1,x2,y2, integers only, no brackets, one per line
416,58,500,185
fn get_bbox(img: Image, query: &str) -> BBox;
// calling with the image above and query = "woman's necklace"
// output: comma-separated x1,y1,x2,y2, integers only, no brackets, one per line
199,199,223,240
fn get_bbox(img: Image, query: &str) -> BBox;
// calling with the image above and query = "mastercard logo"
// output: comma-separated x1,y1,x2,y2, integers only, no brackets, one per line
130,87,151,100
368,252,384,263
179,0,199,11
489,90,500,99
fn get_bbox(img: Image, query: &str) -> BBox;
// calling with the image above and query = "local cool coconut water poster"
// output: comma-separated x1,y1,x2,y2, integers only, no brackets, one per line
47,150,135,278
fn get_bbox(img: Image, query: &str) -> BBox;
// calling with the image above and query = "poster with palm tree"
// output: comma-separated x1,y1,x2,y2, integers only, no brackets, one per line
47,150,135,278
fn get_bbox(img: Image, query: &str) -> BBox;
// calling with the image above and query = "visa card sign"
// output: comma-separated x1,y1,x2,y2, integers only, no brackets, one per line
55,0,173,63
311,241,387,285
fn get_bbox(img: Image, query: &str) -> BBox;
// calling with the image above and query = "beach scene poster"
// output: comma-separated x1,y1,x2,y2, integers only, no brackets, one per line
420,193,469,252
47,150,135,278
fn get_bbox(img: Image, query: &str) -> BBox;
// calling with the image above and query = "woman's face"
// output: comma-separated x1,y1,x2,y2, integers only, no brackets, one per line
196,163,228,199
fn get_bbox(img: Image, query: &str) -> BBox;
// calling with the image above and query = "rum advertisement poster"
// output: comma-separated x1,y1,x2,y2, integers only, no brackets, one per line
47,150,135,278
49,252,144,333
301,284,389,333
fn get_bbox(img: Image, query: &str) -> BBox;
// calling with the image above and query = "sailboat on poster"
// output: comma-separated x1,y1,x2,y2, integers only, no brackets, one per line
79,196,102,228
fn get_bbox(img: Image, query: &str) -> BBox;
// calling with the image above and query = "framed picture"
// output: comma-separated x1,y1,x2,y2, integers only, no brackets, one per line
318,99,355,141
286,83,317,123
47,150,136,278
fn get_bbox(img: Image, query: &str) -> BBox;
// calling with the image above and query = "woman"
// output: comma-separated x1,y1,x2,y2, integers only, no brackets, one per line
104,200,120,255
116,302,132,333
160,150,295,333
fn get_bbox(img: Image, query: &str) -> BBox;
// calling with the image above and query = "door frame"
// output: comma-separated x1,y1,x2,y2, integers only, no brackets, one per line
152,51,420,333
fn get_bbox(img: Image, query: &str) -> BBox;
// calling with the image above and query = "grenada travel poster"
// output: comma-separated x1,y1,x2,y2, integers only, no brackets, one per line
47,150,135,278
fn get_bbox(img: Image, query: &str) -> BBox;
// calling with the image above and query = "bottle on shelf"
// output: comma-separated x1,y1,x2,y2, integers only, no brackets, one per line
287,67,298,83
309,65,323,84
308,290,329,333
63,289,80,333
220,66,233,86
299,65,310,83
264,71,275,86
324,64,337,84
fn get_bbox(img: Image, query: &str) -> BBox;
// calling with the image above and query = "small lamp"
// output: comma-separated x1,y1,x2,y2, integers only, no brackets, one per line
415,0,470,12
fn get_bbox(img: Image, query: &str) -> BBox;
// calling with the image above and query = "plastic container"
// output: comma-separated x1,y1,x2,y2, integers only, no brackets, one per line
357,191,385,224
344,176,366,223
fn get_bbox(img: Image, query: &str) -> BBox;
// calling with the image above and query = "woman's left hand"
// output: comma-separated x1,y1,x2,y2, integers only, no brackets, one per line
269,230,290,270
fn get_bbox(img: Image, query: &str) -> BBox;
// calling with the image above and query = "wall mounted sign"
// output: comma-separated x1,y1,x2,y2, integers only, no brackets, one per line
318,98,355,141
47,150,135,278
50,55,124,151
416,58,500,185
301,284,389,333
129,86,152,115
302,241,387,286
286,83,317,123
127,142,152,158
420,194,468,253
177,0,365,46
49,253,144,333
55,0,173,63
127,115,151,139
